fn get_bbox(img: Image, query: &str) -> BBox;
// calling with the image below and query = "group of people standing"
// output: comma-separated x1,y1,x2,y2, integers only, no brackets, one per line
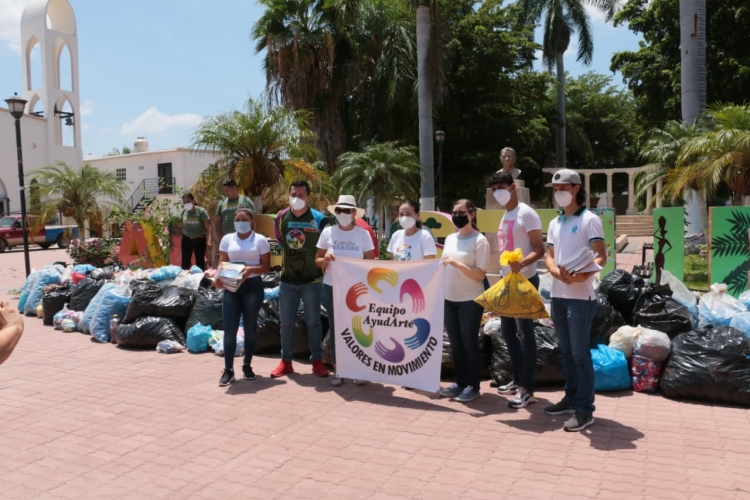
179,161,606,433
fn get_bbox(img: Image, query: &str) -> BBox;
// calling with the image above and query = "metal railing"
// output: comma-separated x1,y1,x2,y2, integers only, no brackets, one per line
125,178,176,212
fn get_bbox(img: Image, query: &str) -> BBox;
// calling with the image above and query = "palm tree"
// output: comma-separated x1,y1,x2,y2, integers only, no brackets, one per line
332,141,422,238
251,0,361,171
518,0,620,168
190,98,324,214
663,104,750,205
29,162,128,238
679,0,707,233
635,120,705,209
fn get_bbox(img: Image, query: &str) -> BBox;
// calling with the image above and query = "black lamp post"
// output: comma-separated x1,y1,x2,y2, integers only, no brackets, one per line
435,130,445,212
5,93,31,277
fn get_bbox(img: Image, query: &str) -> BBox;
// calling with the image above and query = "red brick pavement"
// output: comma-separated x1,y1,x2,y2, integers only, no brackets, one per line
1,247,749,499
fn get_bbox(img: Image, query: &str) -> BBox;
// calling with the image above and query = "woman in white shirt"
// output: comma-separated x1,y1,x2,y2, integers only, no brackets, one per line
214,208,271,387
439,199,490,403
388,200,437,261
316,195,376,387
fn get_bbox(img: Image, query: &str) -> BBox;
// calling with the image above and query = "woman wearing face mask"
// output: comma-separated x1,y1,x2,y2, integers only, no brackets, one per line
215,208,271,386
180,193,211,270
439,199,490,403
315,195,376,387
387,200,437,261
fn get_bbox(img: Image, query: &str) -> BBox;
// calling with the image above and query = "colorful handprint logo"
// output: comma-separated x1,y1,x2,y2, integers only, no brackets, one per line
344,267,431,363
286,229,305,249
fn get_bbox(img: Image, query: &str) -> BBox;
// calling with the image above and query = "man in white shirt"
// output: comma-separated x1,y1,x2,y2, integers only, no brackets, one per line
489,171,545,409
544,169,607,432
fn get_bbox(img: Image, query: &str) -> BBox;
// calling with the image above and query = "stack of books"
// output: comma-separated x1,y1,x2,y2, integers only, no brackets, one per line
559,247,602,274
216,262,246,292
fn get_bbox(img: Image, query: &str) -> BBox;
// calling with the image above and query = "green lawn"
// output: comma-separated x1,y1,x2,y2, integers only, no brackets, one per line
684,255,709,292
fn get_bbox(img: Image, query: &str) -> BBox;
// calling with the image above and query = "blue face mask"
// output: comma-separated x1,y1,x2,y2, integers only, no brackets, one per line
234,221,252,234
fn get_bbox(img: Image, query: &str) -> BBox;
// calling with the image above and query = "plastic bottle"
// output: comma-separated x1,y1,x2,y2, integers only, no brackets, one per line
110,314,119,344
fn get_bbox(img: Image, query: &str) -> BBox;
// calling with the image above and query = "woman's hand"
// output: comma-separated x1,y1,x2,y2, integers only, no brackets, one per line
509,261,522,274
0,301,23,330
241,266,255,282
212,278,224,290
442,256,458,268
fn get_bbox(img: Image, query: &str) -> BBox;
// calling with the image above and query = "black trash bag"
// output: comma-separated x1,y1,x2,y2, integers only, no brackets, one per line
439,329,492,380
590,293,625,347
123,281,195,323
660,326,750,406
599,269,646,324
262,272,280,289
490,326,565,386
69,278,110,312
90,268,114,280
255,298,282,354
441,330,454,378
633,284,673,315
116,316,186,348
41,284,74,326
633,298,692,339
185,288,224,332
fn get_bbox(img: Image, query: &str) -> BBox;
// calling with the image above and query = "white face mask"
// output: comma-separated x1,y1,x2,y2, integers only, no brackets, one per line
289,197,306,211
493,189,511,206
335,213,353,226
399,216,416,230
555,190,574,208
184,203,194,211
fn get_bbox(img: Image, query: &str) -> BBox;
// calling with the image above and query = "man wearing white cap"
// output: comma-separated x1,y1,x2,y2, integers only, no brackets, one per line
544,169,607,432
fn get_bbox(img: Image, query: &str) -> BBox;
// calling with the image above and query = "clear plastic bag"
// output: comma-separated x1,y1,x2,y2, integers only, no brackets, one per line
89,286,131,343
156,340,186,354
24,267,62,316
53,303,71,330
633,327,671,362
211,329,244,356
608,325,642,358
699,283,748,328
739,290,750,310
79,283,120,334
729,312,750,338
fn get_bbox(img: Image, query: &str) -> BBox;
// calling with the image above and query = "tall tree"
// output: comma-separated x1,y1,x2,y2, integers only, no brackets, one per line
519,0,620,168
251,0,361,171
29,163,128,238
679,0,707,233
332,141,422,237
190,98,324,214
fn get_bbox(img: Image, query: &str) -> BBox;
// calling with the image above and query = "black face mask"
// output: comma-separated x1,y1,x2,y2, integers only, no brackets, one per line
452,214,470,229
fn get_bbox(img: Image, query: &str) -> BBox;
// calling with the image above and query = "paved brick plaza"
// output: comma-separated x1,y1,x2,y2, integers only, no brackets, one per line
1,246,749,499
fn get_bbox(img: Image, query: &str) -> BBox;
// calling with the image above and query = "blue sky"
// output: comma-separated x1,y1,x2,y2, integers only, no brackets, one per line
0,0,642,158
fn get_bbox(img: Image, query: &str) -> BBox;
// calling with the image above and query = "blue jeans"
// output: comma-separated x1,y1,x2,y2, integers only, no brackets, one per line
321,284,336,364
444,299,484,390
279,281,323,362
550,297,598,416
222,276,264,371
500,273,540,391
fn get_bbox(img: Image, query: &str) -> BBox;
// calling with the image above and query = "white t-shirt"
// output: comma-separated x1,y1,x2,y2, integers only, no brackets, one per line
498,203,542,279
388,229,437,261
317,225,376,286
442,232,490,302
219,232,271,279
547,207,605,301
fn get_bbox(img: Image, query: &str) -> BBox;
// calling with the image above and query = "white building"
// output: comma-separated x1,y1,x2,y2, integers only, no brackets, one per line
0,0,219,231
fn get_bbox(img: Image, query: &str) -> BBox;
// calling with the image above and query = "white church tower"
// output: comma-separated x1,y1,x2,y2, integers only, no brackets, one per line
20,0,82,168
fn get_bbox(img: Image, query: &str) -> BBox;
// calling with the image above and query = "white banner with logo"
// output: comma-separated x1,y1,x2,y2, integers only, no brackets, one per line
331,257,445,392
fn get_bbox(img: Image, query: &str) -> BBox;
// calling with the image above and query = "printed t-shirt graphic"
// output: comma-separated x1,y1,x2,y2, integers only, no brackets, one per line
182,207,210,238
497,203,542,279
387,229,437,261
317,225,375,286
275,207,328,284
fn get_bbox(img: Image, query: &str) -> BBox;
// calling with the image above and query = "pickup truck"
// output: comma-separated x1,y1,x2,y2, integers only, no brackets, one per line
0,215,79,252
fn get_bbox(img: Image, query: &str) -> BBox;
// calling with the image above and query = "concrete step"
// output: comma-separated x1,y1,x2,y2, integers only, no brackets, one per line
616,215,653,236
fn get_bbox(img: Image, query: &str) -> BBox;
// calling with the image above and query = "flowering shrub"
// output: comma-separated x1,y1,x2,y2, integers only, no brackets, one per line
67,238,122,267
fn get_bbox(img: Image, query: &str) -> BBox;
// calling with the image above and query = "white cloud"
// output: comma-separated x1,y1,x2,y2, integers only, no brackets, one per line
80,99,94,116
585,4,607,24
0,0,27,55
120,107,202,135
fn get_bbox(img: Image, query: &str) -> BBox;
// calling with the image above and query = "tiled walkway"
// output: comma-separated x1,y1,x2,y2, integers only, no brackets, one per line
1,246,748,499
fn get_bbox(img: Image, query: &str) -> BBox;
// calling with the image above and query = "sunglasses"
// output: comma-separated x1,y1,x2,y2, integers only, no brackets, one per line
334,208,354,215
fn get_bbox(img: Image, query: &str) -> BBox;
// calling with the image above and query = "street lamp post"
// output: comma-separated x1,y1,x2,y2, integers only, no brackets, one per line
435,130,445,212
5,93,31,277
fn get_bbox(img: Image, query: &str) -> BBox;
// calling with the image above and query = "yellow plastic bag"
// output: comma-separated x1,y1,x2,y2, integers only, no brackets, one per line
476,249,549,319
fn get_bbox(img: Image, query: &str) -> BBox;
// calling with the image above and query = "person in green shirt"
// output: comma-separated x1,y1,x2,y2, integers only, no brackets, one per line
212,179,256,244
181,193,211,270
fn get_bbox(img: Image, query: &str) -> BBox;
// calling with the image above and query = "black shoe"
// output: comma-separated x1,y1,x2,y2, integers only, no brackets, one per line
242,365,256,380
219,369,235,386
564,412,595,432
544,400,575,415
